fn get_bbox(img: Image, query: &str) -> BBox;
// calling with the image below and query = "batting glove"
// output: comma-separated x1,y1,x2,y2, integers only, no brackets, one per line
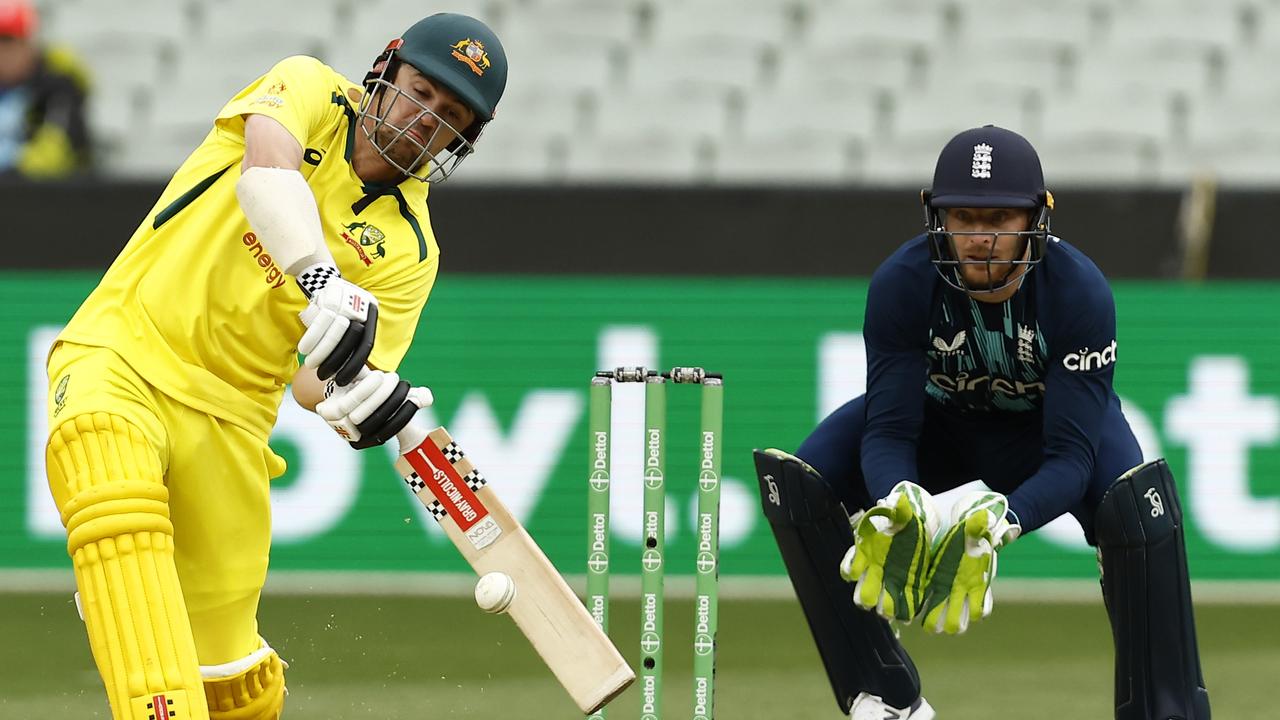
296,265,379,386
920,491,1021,635
840,481,941,622
317,369,433,450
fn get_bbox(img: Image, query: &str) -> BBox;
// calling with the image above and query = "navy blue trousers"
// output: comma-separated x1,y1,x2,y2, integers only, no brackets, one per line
796,395,1142,543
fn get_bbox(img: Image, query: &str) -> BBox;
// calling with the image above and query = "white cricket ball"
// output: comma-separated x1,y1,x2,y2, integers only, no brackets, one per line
474,571,517,614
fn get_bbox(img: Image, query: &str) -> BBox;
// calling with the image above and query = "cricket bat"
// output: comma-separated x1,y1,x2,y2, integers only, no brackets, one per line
394,422,635,714
241,208,633,711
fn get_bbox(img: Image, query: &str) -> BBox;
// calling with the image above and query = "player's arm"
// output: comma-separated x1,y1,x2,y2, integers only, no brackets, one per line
292,365,325,411
860,258,931,497
242,116,429,445
242,113,303,171
229,61,378,386
1005,277,1118,533
838,254,940,621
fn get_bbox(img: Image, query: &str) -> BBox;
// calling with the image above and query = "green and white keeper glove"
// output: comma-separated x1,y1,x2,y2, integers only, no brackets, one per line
921,491,1021,635
839,481,941,622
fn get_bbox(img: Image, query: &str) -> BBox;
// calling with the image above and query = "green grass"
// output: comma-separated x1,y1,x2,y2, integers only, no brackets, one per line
2,592,1273,718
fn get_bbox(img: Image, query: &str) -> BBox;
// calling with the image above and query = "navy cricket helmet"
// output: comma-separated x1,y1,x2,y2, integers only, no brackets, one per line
357,13,508,182
921,125,1054,293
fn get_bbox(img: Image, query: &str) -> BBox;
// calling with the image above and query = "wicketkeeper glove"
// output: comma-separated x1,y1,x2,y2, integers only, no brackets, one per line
920,491,1021,635
840,481,941,622
317,369,433,449
296,265,379,386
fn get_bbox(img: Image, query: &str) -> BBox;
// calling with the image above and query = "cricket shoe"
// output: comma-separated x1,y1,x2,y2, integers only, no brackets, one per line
849,691,936,720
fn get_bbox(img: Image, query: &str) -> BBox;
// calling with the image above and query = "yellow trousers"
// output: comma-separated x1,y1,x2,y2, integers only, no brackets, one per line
46,341,287,718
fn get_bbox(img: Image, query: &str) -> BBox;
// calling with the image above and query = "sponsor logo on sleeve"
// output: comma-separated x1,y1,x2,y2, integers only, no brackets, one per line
251,81,288,108
1062,340,1118,372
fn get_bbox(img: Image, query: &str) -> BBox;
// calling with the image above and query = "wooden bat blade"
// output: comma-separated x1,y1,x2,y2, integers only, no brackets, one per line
396,424,634,714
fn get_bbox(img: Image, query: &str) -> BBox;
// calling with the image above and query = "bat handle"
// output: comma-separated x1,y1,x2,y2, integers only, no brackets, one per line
332,366,432,454
395,419,430,456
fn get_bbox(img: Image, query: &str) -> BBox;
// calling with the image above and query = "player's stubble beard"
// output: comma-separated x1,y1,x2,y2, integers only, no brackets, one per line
960,236,1029,292
962,260,1014,292
365,85,442,177
375,122,432,174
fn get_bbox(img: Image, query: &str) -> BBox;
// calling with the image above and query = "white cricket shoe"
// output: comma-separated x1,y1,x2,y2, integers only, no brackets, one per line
849,691,936,720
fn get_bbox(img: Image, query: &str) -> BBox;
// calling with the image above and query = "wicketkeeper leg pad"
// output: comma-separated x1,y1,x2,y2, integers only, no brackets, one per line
48,412,207,720
1095,459,1211,720
201,638,287,720
755,449,921,714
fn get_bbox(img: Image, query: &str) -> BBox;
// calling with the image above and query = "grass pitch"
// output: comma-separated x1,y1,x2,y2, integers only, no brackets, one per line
2,591,1273,718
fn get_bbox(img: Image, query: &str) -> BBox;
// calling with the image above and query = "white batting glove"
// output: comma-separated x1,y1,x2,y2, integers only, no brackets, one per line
316,369,433,449
296,265,379,386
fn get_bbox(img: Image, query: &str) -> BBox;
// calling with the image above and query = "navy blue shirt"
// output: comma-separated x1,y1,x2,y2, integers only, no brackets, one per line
861,234,1119,531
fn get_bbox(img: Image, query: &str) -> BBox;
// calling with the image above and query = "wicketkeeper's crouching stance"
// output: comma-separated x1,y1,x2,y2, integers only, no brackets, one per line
755,126,1211,720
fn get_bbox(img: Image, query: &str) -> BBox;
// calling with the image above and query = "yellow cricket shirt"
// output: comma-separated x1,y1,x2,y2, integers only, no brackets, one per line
58,55,440,439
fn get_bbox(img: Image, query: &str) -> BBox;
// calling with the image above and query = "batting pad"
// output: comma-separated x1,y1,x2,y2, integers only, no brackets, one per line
202,639,287,720
1095,459,1211,720
48,413,207,719
754,449,921,713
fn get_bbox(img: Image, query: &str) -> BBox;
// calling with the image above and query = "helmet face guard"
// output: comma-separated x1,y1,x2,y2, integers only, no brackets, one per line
923,194,1051,294
922,125,1053,294
356,40,490,183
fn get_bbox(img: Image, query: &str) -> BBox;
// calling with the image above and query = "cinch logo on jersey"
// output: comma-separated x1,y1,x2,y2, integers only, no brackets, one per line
929,371,1045,397
1062,340,1118,372
451,38,491,76
972,142,993,179
241,232,288,289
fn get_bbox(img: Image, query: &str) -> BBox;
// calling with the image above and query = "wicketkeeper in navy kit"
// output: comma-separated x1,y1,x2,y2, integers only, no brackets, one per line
754,125,1211,719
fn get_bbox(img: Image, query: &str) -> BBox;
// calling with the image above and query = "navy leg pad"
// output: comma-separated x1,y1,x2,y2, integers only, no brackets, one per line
1095,458,1211,720
755,449,920,712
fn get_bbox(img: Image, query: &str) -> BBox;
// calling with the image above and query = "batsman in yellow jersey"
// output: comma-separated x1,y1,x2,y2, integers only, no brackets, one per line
43,13,507,719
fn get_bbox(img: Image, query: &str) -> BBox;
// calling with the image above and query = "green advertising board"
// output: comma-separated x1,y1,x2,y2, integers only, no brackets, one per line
1,273,1277,582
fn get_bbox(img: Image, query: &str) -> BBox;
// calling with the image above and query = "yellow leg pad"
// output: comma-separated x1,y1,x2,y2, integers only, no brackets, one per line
202,641,287,720
48,413,207,720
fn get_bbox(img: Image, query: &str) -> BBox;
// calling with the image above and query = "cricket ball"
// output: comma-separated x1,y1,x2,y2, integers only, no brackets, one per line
474,571,517,614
